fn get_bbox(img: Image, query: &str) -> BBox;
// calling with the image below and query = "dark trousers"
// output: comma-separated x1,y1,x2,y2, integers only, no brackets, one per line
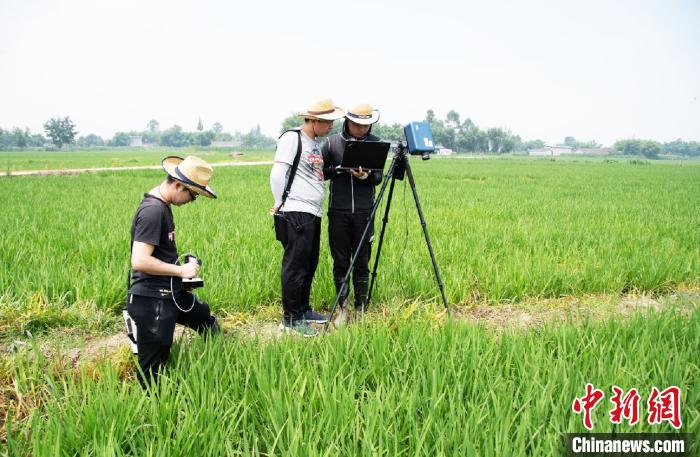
328,210,373,292
127,292,218,386
274,211,321,319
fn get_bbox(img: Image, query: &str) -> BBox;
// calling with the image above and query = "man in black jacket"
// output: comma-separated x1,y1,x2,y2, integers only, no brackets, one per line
322,103,382,316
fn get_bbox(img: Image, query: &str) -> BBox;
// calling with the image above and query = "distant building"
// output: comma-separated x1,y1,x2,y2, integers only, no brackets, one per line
129,136,143,147
573,148,611,156
550,146,573,156
529,146,573,157
529,148,555,156
436,147,454,155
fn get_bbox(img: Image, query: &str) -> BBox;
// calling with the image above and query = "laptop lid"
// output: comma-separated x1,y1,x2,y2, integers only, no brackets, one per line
339,140,391,171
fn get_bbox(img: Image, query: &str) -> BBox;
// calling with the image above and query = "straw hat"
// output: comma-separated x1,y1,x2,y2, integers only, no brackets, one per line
161,155,217,199
297,97,346,121
345,103,380,125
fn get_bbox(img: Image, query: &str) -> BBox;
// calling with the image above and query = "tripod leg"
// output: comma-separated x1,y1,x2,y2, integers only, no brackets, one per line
404,161,450,313
324,155,399,330
367,172,398,305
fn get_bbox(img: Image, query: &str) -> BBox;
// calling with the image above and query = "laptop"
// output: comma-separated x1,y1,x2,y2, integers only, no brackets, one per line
339,140,391,171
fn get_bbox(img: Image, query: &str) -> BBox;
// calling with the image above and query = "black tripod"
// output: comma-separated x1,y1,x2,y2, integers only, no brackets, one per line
325,142,449,328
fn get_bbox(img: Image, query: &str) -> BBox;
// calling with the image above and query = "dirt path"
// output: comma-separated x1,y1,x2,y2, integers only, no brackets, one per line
9,290,696,369
3,161,273,177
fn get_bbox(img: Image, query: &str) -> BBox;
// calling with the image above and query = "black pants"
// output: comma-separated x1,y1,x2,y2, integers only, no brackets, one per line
274,211,321,319
328,210,373,287
127,292,217,386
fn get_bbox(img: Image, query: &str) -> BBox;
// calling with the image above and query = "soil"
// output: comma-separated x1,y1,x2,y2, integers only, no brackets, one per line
5,290,699,368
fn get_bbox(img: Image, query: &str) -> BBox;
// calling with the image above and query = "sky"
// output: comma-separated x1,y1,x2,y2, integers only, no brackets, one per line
1,0,698,146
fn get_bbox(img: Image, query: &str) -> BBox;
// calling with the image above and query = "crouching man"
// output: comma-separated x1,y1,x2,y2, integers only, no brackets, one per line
127,155,219,385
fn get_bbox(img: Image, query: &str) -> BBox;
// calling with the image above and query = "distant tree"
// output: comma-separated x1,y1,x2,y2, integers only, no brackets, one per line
77,134,104,147
663,139,700,157
197,118,204,131
194,130,215,147
0,128,44,149
280,114,301,134
523,139,546,150
456,125,487,152
372,122,404,142
510,134,523,152
27,132,46,147
108,132,131,147
216,132,233,141
561,136,600,149
142,131,160,144
613,139,661,159
486,128,503,153
423,111,454,149
445,110,461,129
12,128,27,148
576,139,601,148
160,125,188,147
211,122,223,134
563,136,577,148
43,117,78,148
0,128,13,149
240,124,275,149
147,119,160,133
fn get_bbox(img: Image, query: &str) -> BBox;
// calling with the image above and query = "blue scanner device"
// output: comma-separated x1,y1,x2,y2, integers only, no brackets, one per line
403,121,435,155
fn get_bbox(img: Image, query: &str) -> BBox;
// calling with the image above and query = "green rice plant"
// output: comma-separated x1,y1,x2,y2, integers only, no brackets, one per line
5,306,698,456
0,148,275,172
0,159,698,337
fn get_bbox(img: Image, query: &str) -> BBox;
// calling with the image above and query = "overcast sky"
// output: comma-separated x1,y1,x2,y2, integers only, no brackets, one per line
1,0,698,146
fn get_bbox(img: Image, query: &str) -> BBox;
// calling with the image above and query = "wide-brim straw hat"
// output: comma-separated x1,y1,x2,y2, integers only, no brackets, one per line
161,155,217,199
297,97,346,121
345,103,380,125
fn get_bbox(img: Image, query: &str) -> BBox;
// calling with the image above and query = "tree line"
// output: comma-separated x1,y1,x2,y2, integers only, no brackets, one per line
281,109,699,157
0,117,276,150
2,113,699,158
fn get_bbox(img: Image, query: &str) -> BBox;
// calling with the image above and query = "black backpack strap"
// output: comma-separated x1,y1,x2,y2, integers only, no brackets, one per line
278,129,303,210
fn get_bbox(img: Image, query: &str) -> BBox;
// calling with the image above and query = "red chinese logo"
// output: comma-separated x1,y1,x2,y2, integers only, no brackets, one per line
648,386,682,429
609,386,640,426
573,385,682,430
572,383,605,430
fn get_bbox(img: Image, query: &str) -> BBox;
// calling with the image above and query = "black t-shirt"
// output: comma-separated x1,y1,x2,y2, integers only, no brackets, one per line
128,194,182,298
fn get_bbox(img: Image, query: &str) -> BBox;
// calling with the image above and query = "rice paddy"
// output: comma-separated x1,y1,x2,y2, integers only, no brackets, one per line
1,155,698,455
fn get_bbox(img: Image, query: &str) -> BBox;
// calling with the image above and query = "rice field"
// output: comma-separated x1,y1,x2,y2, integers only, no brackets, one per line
3,305,698,456
0,157,698,338
0,148,274,173
1,156,699,456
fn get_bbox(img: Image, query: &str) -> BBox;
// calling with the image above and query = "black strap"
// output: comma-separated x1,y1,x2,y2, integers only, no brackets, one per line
278,129,303,211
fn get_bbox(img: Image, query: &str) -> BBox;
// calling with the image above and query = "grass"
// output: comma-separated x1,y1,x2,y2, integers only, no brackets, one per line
0,148,274,172
1,158,698,339
3,305,698,456
0,154,697,455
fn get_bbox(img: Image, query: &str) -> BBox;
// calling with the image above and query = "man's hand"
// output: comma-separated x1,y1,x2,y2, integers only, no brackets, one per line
179,258,200,279
350,166,369,179
270,205,280,215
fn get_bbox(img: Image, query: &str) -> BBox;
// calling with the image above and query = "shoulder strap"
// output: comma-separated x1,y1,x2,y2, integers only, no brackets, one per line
279,129,303,210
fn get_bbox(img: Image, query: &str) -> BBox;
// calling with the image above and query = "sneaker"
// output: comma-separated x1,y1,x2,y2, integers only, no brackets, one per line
279,319,318,337
300,309,330,323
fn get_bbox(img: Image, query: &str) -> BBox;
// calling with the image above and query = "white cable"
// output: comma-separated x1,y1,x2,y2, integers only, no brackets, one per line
171,253,197,312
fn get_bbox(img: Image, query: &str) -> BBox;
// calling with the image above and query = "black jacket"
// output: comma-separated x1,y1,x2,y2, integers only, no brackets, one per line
322,123,383,213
